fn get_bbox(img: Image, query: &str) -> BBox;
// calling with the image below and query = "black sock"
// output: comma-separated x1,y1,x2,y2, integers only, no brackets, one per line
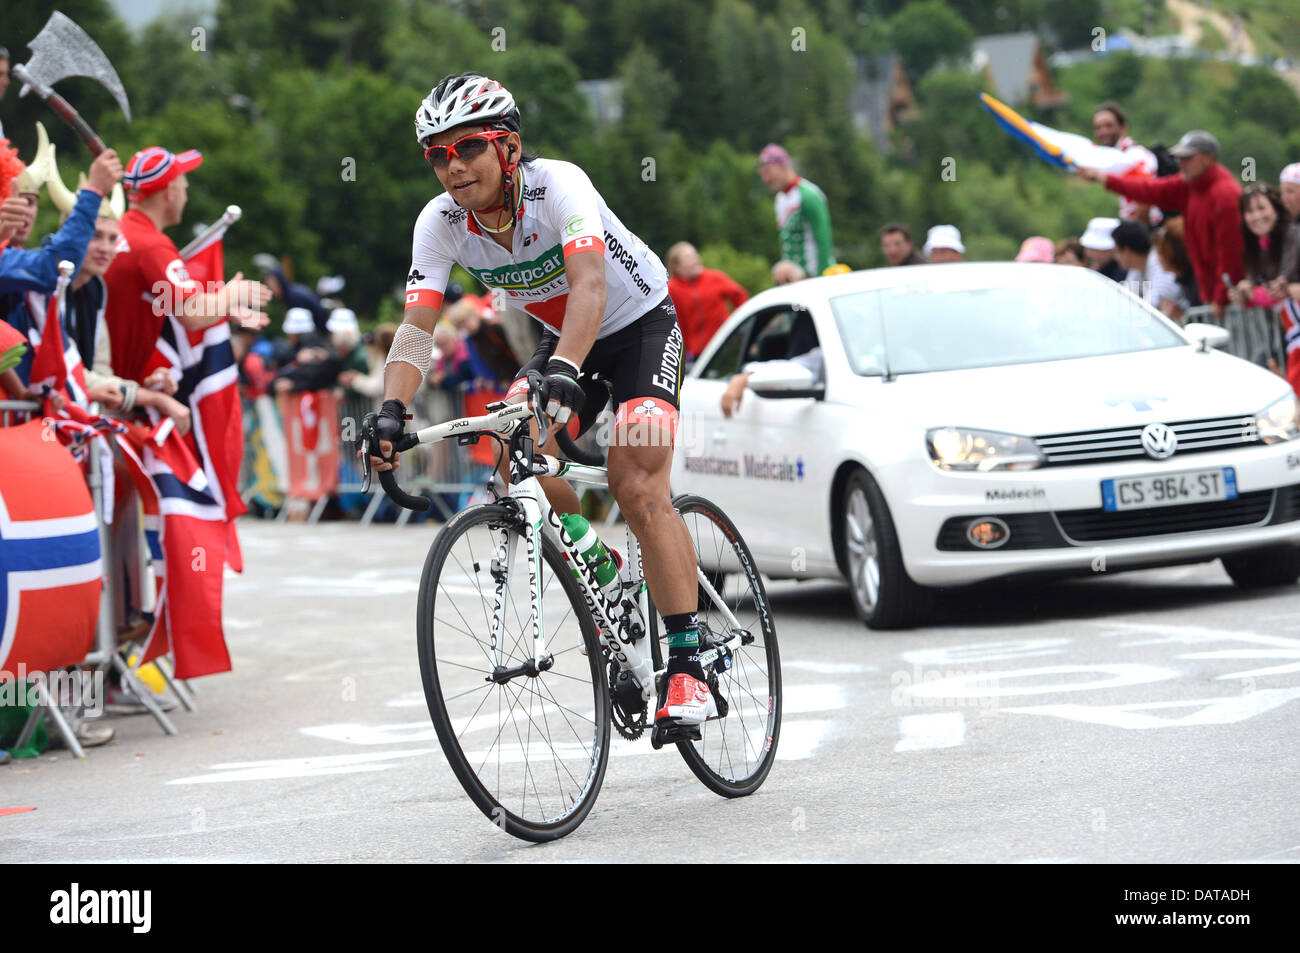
663,611,706,681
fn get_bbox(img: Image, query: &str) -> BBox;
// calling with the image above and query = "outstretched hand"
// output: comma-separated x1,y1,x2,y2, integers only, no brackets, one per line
224,272,272,329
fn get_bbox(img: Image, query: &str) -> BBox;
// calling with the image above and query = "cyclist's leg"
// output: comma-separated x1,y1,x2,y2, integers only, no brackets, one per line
603,301,715,726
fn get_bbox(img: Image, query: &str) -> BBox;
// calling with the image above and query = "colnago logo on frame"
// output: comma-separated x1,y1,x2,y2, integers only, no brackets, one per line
50,884,151,933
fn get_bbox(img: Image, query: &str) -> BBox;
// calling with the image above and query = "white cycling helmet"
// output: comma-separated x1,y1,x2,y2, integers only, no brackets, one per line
415,73,519,146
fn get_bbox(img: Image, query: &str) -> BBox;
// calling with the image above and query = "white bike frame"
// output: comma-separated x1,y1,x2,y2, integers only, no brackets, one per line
409,401,750,707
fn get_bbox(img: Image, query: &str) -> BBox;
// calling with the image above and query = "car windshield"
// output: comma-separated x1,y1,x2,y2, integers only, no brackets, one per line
830,270,1186,376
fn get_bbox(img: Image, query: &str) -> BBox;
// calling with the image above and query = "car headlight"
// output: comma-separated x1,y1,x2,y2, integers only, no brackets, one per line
1256,393,1300,444
927,427,1045,471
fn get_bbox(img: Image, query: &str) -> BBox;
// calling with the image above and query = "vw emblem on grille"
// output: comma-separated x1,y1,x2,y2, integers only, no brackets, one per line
1141,423,1178,459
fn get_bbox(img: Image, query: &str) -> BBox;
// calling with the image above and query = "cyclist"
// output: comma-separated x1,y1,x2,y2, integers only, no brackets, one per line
368,73,717,732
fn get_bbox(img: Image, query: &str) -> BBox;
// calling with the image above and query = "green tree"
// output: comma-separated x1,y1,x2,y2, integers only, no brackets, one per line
886,1,975,80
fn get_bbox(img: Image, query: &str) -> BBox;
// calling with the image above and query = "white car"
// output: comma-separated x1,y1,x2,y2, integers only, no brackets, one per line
671,263,1300,628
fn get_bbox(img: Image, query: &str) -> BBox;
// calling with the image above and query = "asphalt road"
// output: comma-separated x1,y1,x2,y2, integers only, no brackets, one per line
4,519,1298,863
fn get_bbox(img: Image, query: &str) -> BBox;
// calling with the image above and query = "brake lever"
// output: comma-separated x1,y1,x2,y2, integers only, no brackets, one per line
526,369,552,448
361,434,373,492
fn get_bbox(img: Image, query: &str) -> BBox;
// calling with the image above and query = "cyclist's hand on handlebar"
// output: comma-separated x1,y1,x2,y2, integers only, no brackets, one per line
530,359,584,444
359,399,408,472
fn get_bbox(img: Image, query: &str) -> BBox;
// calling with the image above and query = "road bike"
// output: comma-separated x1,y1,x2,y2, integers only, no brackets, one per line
362,379,781,841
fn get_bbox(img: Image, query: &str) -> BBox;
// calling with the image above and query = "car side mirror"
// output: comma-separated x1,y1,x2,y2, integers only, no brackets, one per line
1184,322,1230,351
746,361,825,399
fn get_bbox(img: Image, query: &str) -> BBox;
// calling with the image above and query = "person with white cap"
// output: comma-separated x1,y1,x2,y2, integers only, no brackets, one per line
1079,217,1125,281
1279,163,1300,223
282,306,316,336
1078,129,1243,312
326,306,371,388
272,306,343,395
923,225,964,263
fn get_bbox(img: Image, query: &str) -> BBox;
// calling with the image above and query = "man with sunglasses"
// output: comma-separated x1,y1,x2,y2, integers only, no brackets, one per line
370,73,719,734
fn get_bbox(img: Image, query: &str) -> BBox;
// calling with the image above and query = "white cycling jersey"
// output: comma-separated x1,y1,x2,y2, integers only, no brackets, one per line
405,158,668,338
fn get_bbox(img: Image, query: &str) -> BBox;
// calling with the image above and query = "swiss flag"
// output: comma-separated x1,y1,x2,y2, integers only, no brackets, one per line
0,420,101,675
280,390,339,499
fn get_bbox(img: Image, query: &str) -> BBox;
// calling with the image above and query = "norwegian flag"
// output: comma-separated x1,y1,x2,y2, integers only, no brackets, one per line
155,315,245,569
119,416,231,679
0,419,101,676
1280,298,1300,400
26,281,88,411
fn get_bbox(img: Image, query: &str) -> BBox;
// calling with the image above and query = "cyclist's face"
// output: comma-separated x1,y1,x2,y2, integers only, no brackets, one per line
429,125,520,211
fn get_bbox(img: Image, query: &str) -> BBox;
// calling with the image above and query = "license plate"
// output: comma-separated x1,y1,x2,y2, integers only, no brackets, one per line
1101,467,1237,512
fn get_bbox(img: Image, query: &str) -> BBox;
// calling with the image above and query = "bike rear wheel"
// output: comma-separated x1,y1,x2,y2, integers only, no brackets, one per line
418,503,610,841
652,494,782,797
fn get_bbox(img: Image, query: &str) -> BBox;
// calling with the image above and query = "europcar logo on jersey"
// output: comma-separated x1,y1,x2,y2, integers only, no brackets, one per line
563,214,585,236
468,244,565,290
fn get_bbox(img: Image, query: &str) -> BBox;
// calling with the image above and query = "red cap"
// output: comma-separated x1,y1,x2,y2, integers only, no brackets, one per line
123,146,203,198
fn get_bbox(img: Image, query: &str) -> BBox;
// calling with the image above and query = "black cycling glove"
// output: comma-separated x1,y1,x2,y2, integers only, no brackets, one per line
375,398,407,455
534,358,585,426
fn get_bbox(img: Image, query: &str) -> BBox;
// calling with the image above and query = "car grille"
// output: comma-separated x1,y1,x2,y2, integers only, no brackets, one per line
1055,490,1274,542
935,483,1300,551
1035,415,1258,466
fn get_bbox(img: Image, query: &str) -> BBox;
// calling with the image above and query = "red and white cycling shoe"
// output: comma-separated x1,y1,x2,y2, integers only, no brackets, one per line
655,672,718,727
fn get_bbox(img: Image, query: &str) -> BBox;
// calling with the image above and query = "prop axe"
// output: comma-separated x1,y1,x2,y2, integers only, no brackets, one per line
12,11,133,157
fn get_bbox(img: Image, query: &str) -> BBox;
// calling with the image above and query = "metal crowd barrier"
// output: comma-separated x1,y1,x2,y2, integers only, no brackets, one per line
1183,304,1288,372
261,386,502,525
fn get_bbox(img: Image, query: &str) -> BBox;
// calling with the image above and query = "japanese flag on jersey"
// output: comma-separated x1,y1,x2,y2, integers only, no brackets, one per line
0,419,101,676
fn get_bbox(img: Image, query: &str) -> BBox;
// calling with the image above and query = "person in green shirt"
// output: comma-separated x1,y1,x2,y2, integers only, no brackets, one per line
757,143,835,275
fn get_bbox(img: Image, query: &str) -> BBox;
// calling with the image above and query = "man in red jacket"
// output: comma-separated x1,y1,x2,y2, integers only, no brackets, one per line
665,242,749,363
1079,130,1242,314
104,146,270,384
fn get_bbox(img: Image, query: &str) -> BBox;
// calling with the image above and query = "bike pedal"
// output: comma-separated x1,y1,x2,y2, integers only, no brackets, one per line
652,720,702,744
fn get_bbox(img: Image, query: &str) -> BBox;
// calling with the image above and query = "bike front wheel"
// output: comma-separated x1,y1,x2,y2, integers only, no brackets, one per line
417,502,610,841
653,494,782,797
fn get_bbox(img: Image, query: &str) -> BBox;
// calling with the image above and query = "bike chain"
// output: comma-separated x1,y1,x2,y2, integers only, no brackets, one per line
607,655,648,740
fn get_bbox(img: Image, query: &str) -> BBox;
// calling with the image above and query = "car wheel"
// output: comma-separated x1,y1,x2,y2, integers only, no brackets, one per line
842,469,927,629
1221,545,1300,588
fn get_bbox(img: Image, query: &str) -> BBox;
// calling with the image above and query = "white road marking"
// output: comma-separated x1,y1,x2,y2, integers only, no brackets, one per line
775,719,831,760
1176,649,1300,680
385,691,427,708
275,575,421,596
1004,687,1300,730
783,660,878,675
902,638,1071,666
895,712,965,752
783,683,845,715
1092,621,1300,651
168,749,436,784
904,663,1179,699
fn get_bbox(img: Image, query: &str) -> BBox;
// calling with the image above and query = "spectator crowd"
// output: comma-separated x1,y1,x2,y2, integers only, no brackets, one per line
4,77,1300,761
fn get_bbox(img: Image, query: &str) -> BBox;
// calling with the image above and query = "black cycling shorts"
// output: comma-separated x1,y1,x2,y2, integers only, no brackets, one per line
507,296,684,438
